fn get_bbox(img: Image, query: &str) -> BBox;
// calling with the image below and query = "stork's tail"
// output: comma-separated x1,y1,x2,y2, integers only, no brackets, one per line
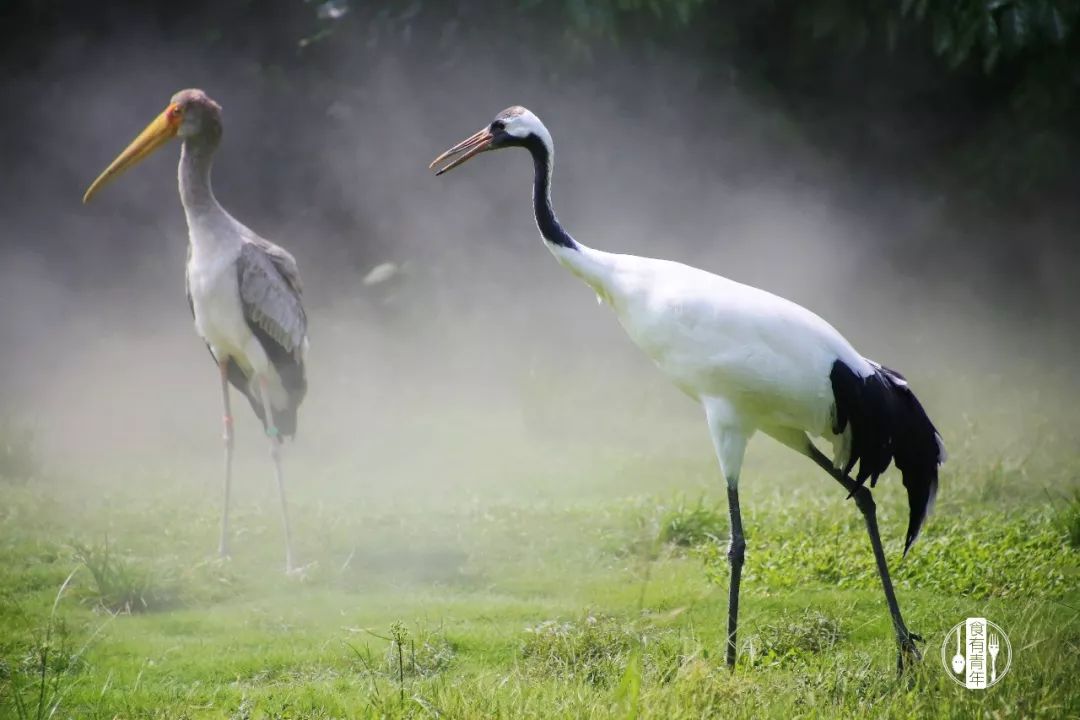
830,359,946,555
224,358,305,439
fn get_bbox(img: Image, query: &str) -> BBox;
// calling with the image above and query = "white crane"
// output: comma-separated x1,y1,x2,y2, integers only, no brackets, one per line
83,89,307,574
430,106,945,671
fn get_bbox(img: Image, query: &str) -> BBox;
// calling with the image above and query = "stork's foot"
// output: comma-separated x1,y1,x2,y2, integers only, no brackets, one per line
218,545,231,560
896,630,923,674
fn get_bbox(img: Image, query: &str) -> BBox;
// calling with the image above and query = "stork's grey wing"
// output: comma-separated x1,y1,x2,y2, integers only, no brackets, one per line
247,234,303,295
236,241,307,361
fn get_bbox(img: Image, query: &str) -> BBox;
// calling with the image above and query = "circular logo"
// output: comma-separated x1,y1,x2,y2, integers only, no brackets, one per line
940,618,1011,689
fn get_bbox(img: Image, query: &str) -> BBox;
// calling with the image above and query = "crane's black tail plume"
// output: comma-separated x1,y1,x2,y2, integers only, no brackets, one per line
830,360,945,555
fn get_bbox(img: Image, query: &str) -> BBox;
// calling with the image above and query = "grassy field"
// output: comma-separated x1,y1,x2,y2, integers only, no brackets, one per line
0,402,1078,719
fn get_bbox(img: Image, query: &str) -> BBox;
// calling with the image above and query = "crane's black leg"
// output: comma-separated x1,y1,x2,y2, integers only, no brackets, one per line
218,360,234,559
259,377,296,574
725,483,746,669
703,400,749,669
804,443,922,673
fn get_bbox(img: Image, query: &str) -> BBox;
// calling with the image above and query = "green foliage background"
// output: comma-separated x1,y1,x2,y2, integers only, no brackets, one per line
4,0,1078,215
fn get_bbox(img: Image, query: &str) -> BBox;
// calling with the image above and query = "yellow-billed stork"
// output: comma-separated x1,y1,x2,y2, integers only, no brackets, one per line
84,89,307,574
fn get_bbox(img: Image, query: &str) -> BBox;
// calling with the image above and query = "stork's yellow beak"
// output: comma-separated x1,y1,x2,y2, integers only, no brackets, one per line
83,104,182,203
429,127,495,176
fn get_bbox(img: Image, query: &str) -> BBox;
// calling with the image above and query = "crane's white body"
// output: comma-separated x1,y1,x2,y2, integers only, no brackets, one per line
548,241,869,469
432,105,941,667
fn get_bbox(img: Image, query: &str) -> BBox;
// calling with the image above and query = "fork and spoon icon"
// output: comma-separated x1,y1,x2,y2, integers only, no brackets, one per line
951,626,1001,682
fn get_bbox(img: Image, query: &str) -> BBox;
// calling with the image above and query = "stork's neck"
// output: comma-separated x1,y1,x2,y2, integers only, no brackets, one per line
178,131,241,260
178,134,224,225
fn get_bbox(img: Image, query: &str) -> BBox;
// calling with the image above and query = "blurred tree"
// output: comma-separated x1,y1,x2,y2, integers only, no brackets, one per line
294,0,1078,209
2,0,1077,250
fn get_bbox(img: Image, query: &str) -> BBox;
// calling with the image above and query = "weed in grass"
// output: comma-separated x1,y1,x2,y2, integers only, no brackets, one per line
228,698,253,720
345,641,392,714
521,614,682,687
3,568,110,720
343,621,456,713
7,623,79,720
657,496,727,548
17,619,84,680
389,621,408,703
1051,489,1080,549
744,609,844,667
374,621,454,681
670,657,760,709
405,632,454,679
70,538,176,613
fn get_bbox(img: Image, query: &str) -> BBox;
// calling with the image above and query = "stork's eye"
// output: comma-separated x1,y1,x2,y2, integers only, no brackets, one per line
167,105,183,120
491,120,505,132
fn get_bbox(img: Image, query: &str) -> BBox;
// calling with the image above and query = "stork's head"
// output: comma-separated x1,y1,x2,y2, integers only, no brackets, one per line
83,89,223,203
429,106,552,176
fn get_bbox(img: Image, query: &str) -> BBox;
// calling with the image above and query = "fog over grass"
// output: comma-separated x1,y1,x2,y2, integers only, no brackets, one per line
1,21,1079,720
1,28,1077,511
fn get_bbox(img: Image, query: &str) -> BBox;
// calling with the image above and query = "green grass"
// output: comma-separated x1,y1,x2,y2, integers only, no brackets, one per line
0,421,1077,719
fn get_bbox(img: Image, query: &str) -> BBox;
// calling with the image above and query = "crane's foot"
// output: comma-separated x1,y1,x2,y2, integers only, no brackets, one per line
896,630,923,674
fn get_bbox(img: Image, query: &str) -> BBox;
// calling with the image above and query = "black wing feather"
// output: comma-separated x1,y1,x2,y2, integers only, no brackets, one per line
830,360,944,555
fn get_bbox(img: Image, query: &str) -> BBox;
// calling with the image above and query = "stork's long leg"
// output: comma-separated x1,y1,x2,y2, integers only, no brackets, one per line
258,377,295,574
703,399,749,669
219,360,234,559
770,430,922,672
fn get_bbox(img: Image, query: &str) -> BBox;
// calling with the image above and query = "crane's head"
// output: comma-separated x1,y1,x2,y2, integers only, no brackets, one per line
83,89,223,203
429,106,551,176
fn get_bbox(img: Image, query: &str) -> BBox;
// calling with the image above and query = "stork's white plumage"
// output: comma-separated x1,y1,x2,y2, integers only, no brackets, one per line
431,106,945,671
84,89,307,574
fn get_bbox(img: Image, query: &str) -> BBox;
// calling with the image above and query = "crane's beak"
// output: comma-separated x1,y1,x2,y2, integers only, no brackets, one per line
83,105,181,203
429,127,494,176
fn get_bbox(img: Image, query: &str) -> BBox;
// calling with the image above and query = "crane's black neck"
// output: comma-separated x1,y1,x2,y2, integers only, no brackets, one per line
523,134,578,251
178,130,222,214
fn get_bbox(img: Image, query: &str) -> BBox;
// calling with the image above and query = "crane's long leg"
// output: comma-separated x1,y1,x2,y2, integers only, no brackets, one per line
769,429,922,673
219,360,234,559
703,399,749,669
724,482,746,669
807,445,921,672
259,377,295,574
